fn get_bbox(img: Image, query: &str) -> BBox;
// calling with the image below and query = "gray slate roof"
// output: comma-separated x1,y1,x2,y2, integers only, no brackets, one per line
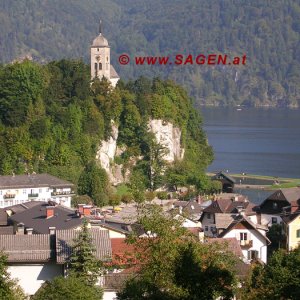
9,202,83,234
267,188,300,203
0,226,14,235
0,173,74,189
56,229,112,263
5,201,42,215
0,209,7,225
215,213,235,229
110,65,120,79
0,229,112,263
0,234,52,262
212,171,236,183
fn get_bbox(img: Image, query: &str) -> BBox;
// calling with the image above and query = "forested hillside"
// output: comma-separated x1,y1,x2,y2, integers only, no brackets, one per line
0,60,213,206
0,0,299,107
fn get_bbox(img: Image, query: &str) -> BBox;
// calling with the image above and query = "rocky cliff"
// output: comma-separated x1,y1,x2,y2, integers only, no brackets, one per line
96,119,184,184
148,119,184,162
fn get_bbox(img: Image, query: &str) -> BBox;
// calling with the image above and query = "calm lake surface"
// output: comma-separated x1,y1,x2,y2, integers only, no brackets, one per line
201,107,300,179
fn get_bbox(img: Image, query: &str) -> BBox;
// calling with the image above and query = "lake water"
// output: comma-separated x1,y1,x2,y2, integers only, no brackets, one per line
201,107,300,179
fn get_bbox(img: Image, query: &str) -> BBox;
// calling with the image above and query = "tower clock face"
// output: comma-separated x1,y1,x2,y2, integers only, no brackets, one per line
95,55,101,62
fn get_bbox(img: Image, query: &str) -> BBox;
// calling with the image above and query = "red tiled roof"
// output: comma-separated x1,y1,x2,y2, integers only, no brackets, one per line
111,238,135,266
186,227,202,236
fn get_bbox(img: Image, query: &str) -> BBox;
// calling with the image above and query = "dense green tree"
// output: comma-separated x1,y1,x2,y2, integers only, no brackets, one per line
0,60,46,126
244,247,300,300
78,162,110,207
267,224,284,256
0,252,25,300
68,219,103,286
117,205,238,300
109,194,121,209
1,1,300,107
0,59,213,204
32,275,103,300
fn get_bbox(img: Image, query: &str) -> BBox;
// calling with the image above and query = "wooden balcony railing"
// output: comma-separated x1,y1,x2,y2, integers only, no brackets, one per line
240,240,253,248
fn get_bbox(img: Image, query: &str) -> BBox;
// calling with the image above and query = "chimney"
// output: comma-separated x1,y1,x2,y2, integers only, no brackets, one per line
199,231,205,242
49,227,56,235
26,228,33,235
197,195,202,204
16,223,25,235
237,206,245,216
78,204,85,214
83,205,91,216
291,206,299,214
46,206,54,218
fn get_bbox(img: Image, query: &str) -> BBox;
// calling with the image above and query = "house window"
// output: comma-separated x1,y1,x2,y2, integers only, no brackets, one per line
205,226,208,231
272,217,277,224
207,213,211,219
248,250,259,260
99,63,102,70
296,229,300,238
273,202,278,210
0,190,2,195
240,232,248,241
23,189,26,194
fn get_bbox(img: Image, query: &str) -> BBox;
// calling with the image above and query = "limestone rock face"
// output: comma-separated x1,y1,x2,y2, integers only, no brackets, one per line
96,119,184,185
148,119,184,162
96,122,118,174
95,122,122,185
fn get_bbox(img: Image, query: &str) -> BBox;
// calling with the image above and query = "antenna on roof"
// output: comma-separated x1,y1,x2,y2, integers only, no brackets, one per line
99,19,102,35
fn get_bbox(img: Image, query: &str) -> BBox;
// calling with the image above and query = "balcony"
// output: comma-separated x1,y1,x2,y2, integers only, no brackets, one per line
240,240,253,248
4,194,16,199
28,193,39,198
51,190,75,197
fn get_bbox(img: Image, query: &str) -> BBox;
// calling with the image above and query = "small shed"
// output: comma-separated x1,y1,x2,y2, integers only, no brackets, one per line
212,171,236,193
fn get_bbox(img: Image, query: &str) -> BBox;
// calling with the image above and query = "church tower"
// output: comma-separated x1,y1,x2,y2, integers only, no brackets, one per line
90,21,119,87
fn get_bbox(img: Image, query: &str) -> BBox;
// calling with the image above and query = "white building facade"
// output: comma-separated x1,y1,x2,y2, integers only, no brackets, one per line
0,174,74,208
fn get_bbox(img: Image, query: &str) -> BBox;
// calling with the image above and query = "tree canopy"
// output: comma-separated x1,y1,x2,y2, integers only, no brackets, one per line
0,0,299,107
32,275,103,300
0,252,25,300
244,247,300,300
117,205,238,300
0,60,213,205
68,219,103,285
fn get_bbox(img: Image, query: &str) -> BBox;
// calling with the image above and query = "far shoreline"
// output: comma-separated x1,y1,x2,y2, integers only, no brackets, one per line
207,172,300,190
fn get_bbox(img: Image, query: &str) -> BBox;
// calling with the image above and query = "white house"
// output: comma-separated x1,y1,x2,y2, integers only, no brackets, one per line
200,194,255,237
0,173,75,208
218,215,270,264
1,228,112,296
